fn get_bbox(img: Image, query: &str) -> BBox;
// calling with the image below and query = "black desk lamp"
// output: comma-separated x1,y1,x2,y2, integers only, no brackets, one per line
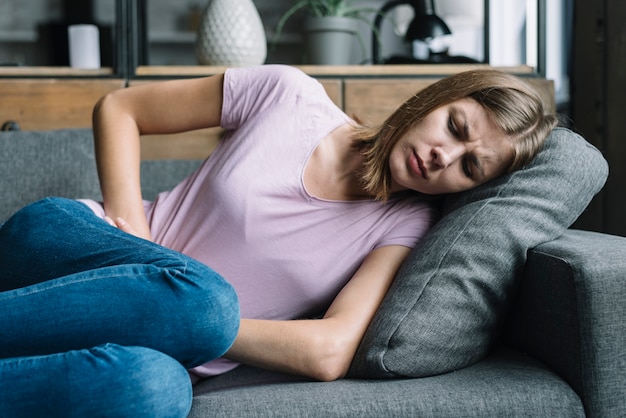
372,0,477,64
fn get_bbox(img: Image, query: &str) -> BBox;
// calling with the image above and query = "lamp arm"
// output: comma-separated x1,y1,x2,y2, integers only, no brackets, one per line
427,0,435,14
372,0,418,64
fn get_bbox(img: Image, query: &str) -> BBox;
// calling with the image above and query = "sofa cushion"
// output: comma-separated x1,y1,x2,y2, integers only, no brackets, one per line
349,128,608,378
0,129,101,222
191,346,584,417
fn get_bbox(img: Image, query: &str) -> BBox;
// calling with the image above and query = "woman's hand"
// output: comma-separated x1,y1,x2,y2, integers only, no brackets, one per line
104,216,151,241
224,245,411,381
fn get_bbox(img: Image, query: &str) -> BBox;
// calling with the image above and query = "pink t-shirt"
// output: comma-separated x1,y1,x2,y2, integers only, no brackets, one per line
82,65,437,377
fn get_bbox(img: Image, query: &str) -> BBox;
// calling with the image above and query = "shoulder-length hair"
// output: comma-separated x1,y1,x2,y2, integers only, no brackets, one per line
352,69,558,200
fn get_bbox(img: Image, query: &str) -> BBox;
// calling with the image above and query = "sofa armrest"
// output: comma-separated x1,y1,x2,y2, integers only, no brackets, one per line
503,229,626,418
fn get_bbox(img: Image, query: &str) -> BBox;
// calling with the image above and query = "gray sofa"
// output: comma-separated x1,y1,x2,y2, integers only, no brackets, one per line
1,128,624,418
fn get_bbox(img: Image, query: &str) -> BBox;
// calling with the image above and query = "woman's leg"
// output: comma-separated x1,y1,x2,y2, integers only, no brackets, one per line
0,197,213,289
0,198,239,368
0,344,192,418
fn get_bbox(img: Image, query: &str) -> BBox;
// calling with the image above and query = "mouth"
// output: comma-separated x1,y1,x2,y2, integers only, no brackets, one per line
410,150,428,179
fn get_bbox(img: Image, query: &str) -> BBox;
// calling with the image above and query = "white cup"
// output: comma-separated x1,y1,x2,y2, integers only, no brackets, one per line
68,24,101,69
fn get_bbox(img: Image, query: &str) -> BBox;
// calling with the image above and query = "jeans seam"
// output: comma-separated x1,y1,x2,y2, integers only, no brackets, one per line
0,266,162,300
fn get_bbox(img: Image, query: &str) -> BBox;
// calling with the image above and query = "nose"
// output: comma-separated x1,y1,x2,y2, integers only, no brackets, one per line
431,144,464,169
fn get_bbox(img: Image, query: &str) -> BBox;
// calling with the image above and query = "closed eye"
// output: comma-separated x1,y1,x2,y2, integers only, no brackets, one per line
448,108,469,140
462,158,473,178
463,154,484,180
448,115,459,138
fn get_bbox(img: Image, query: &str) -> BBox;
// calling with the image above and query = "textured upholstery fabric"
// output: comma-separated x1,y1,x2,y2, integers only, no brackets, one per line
190,346,583,418
0,129,101,221
0,129,202,221
349,128,609,378
140,159,203,200
505,230,626,418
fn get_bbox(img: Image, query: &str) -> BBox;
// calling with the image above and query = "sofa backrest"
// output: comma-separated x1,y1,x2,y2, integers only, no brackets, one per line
0,128,202,222
0,129,100,221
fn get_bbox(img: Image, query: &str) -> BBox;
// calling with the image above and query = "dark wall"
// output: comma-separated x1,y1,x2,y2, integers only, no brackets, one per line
571,0,626,236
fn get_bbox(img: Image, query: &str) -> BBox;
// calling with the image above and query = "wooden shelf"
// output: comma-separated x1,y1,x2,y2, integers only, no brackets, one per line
0,67,114,77
135,64,536,78
0,63,536,80
0,78,125,131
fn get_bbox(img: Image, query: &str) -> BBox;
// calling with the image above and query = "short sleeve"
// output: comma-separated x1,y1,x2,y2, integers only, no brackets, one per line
374,199,439,250
221,65,325,130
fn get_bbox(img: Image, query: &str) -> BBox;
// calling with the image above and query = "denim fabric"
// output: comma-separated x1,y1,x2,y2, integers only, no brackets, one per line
0,344,192,418
0,197,240,417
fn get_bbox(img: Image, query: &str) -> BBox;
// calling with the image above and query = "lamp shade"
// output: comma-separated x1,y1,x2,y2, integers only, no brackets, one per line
405,13,452,41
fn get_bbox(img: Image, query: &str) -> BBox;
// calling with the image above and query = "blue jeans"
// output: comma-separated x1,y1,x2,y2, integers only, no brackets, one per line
0,198,240,417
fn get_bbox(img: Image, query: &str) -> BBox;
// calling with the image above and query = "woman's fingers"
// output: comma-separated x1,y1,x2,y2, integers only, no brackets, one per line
104,216,139,236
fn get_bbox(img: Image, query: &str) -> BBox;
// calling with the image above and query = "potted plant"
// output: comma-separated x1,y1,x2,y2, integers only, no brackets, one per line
275,0,379,65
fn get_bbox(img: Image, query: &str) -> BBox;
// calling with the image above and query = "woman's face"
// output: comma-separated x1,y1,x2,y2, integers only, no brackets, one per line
388,97,514,195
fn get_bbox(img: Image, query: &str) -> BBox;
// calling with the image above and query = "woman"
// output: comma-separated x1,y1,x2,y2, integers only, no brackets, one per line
0,65,556,417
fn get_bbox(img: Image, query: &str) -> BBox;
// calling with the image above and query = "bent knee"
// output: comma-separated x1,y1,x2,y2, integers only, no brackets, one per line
164,262,240,363
87,344,193,418
187,269,240,359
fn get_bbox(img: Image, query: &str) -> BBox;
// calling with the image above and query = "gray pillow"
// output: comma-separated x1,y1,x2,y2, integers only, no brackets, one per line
349,127,608,378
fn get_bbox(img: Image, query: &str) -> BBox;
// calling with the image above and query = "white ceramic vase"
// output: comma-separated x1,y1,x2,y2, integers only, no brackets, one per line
195,0,267,66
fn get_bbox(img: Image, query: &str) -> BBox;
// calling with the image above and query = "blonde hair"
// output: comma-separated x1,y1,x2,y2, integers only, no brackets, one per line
352,69,558,200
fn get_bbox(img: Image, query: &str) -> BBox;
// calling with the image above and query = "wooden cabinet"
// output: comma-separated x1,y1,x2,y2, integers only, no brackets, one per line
0,65,554,161
344,79,434,124
344,77,554,126
0,79,124,131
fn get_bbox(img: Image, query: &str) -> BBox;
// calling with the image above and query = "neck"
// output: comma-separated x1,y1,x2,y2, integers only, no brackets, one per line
332,125,373,200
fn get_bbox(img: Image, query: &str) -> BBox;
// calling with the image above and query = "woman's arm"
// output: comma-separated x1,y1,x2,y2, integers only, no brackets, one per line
92,74,225,240
224,244,412,381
